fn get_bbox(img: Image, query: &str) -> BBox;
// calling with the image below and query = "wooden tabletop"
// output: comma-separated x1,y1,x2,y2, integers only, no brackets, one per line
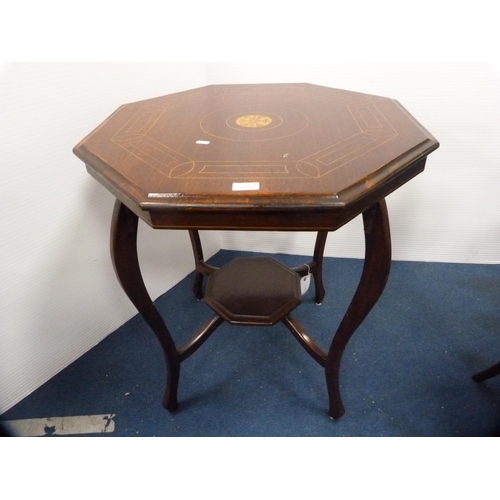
74,83,439,230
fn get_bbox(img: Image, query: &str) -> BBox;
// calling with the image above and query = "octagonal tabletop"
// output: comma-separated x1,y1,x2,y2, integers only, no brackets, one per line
74,83,439,230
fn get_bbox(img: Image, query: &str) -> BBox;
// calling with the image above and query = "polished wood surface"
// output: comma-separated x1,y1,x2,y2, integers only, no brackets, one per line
189,228,327,304
74,83,438,230
75,83,439,419
204,257,302,326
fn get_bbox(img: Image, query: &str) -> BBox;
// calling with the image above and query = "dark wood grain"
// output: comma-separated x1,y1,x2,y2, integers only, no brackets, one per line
74,83,439,230
204,257,302,326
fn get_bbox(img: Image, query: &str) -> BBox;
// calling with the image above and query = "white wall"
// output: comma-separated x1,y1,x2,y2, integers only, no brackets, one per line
0,63,220,414
1,62,500,414
207,63,500,263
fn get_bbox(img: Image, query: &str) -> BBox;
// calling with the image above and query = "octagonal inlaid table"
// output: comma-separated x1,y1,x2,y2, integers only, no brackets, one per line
73,83,439,419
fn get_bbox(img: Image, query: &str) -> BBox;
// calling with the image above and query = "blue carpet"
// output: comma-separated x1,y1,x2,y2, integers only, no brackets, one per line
2,250,500,436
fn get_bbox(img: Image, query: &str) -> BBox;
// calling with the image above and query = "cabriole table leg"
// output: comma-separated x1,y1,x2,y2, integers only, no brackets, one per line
312,231,328,304
110,200,181,411
325,199,392,419
188,229,205,300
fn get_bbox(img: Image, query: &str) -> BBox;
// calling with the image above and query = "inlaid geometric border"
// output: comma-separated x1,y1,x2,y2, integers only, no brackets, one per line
111,95,398,180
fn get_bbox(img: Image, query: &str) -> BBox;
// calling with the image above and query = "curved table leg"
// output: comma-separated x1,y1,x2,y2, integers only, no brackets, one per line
111,201,181,411
472,360,500,382
188,229,219,300
189,230,205,300
325,199,392,419
312,231,328,304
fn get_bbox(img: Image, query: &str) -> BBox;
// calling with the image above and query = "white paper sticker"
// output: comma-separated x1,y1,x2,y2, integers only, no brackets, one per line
232,182,260,191
300,274,311,295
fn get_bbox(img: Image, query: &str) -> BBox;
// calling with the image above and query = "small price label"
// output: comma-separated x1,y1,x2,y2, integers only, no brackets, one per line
232,182,260,191
300,274,311,295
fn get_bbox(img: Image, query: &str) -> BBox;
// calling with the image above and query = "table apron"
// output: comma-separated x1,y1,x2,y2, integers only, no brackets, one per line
147,209,343,231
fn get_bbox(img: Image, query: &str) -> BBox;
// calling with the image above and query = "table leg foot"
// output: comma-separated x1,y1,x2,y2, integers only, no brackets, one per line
328,404,346,420
163,363,180,411
325,200,391,418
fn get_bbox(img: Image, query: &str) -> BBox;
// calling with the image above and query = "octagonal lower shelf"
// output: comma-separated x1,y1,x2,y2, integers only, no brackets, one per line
204,257,302,326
